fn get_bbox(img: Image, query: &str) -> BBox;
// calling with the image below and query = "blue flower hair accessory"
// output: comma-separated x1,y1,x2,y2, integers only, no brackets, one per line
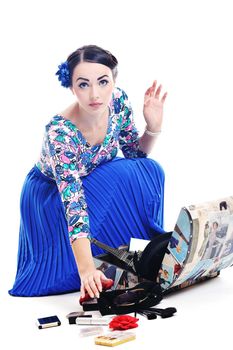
56,61,71,88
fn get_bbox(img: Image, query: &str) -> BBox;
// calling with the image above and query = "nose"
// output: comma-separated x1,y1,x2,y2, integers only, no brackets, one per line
90,85,100,101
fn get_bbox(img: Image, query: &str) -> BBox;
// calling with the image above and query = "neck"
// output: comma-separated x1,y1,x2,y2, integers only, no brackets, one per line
74,103,109,131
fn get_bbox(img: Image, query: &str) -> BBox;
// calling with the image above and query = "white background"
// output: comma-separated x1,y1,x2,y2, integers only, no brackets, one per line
0,0,233,349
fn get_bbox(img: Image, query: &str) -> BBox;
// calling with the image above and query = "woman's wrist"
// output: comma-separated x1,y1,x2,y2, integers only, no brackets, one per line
71,237,95,272
145,126,162,136
79,261,96,276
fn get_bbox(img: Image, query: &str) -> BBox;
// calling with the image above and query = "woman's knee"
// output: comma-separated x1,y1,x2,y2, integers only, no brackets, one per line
151,158,165,182
138,157,165,183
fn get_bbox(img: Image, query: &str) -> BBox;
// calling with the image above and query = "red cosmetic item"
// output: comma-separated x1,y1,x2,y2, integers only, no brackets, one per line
109,315,139,330
79,279,114,305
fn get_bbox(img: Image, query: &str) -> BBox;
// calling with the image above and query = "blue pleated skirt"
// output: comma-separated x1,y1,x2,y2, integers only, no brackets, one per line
9,157,165,296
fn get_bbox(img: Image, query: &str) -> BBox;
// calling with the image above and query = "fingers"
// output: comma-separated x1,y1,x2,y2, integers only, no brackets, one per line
145,80,167,103
145,86,152,96
145,80,156,96
155,83,162,97
81,271,107,298
83,276,100,298
100,274,109,281
80,283,86,298
95,273,103,293
161,92,168,103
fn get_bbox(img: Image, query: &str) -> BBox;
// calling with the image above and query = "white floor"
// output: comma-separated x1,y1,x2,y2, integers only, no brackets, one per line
1,267,233,350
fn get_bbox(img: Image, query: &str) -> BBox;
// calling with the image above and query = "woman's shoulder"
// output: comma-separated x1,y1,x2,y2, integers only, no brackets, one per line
112,87,129,101
45,102,77,129
45,114,77,136
111,87,130,114
58,102,77,120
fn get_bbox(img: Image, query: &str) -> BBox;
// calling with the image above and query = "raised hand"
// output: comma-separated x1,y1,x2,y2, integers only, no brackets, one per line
143,80,167,132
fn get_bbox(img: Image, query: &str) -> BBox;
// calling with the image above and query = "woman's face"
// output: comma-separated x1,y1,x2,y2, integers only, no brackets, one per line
213,222,218,230
71,61,115,116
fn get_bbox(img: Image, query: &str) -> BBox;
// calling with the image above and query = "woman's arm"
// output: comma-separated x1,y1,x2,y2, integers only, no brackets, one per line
117,83,167,157
139,129,161,154
117,89,147,158
46,121,109,297
139,80,167,154
47,122,90,241
71,238,108,298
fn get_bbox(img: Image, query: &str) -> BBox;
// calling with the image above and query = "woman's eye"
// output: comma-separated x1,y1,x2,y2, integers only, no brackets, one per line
99,79,109,86
78,82,89,89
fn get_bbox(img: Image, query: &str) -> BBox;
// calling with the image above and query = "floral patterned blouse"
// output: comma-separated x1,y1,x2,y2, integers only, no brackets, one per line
36,87,147,243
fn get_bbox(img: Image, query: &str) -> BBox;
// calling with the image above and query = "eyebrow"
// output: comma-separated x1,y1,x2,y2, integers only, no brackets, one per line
76,74,109,82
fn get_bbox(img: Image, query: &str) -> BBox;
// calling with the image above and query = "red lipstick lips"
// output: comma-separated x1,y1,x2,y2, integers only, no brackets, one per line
89,102,103,108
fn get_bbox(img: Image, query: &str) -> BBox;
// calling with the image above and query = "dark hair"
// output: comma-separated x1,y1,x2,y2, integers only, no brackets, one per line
67,45,118,84
220,201,227,210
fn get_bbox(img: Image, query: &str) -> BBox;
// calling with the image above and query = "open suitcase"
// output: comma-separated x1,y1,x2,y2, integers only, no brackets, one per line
92,196,233,294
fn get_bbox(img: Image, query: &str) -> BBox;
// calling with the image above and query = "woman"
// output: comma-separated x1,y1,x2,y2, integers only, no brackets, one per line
9,45,167,299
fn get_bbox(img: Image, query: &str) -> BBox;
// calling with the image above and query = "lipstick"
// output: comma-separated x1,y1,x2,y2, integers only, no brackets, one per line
76,317,111,325
89,102,103,108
